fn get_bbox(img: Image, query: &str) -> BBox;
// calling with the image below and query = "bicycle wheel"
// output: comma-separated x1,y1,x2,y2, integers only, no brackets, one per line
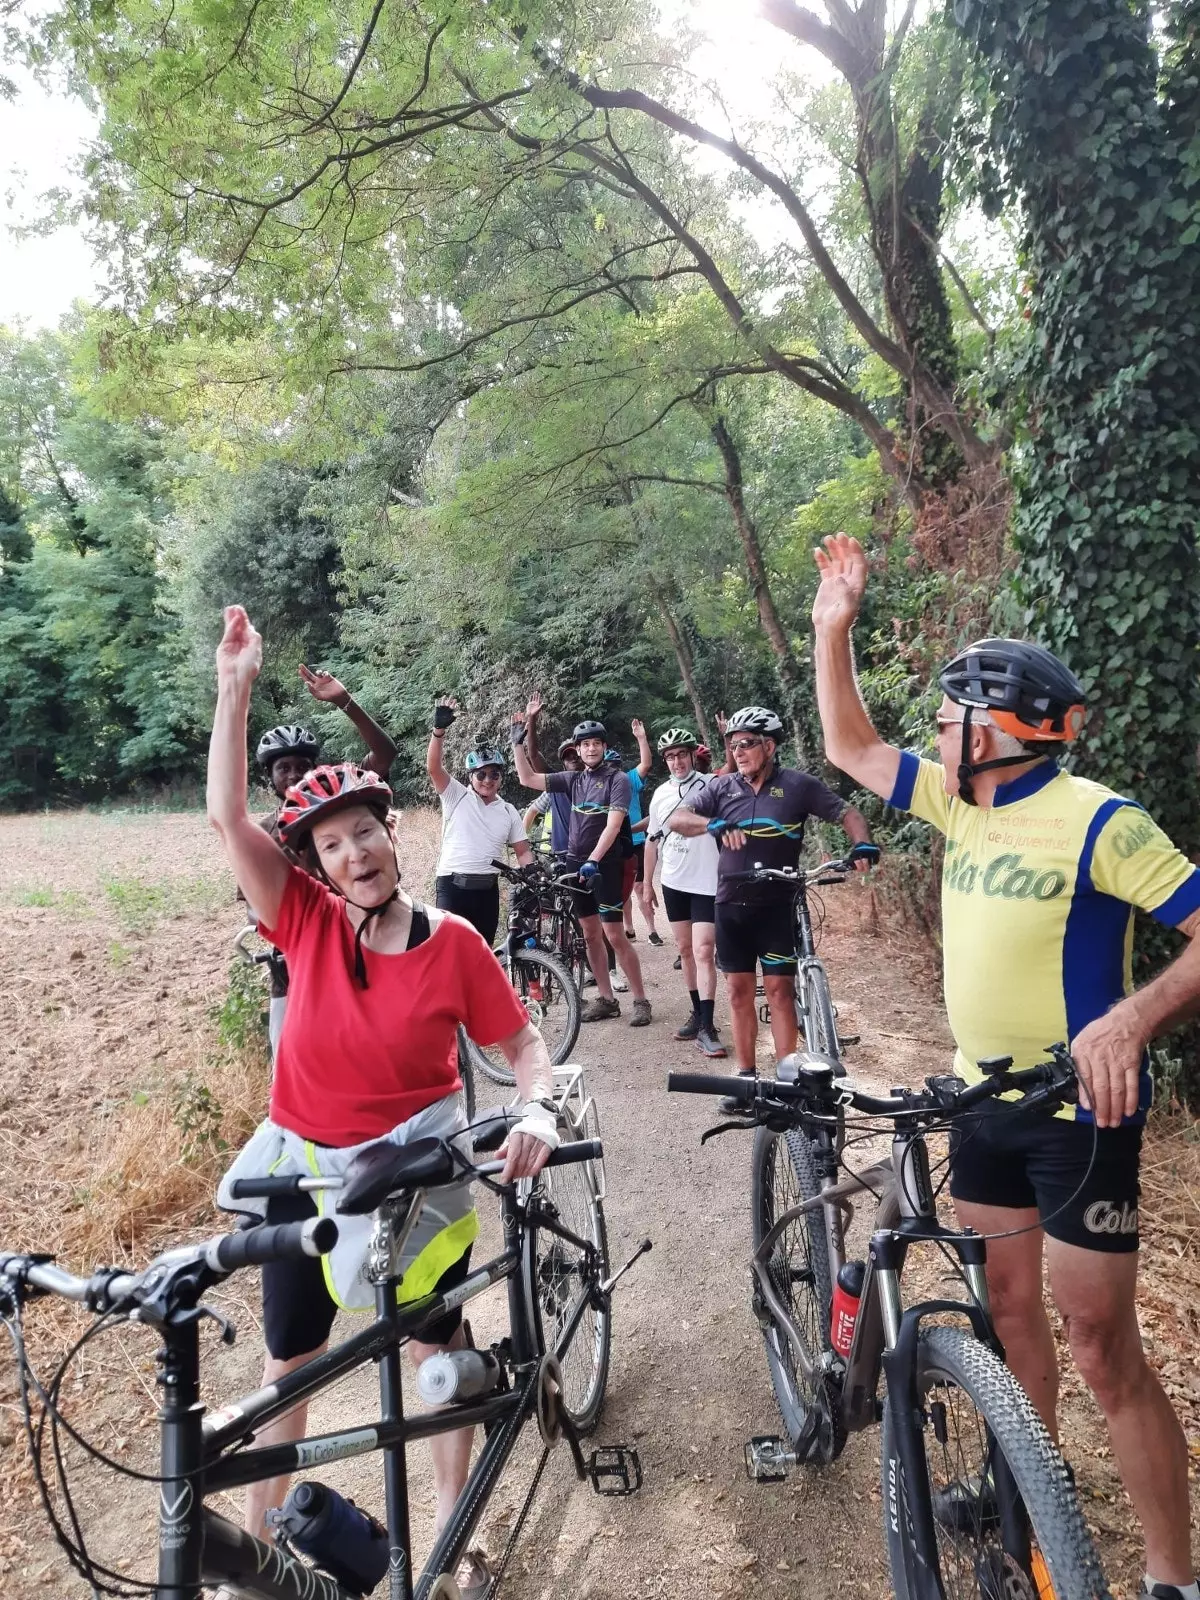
522,1122,611,1433
797,961,839,1058
881,1325,1110,1600
750,1124,841,1463
464,948,581,1085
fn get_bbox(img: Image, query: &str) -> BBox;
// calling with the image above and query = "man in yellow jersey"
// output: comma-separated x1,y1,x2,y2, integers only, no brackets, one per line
812,532,1200,1600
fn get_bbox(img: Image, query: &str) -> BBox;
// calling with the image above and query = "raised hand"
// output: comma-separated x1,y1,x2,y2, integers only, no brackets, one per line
215,605,262,690
812,533,869,634
715,710,728,736
433,695,459,731
631,717,646,740
299,664,349,705
526,691,544,720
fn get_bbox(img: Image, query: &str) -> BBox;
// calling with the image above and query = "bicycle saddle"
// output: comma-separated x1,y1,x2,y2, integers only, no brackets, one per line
337,1137,458,1216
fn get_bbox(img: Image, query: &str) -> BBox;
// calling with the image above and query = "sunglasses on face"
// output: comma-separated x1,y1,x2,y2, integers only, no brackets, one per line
473,769,503,781
729,737,764,753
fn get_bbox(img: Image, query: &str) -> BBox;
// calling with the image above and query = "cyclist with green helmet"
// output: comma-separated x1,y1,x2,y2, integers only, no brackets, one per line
645,728,725,1057
427,696,534,945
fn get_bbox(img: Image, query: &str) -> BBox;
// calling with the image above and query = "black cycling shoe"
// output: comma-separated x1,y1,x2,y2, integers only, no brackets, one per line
673,954,682,970
718,1071,756,1114
648,930,664,946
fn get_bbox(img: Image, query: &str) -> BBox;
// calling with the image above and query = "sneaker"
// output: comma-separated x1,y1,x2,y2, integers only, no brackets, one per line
1139,1586,1197,1599
673,954,682,970
697,1026,727,1059
581,996,621,1022
456,1550,493,1600
612,971,630,992
626,930,637,941
718,1071,756,1114
674,1013,701,1041
630,997,652,1027
648,930,664,946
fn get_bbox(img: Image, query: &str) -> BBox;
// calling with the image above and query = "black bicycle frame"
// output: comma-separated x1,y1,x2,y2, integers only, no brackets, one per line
154,1184,599,1600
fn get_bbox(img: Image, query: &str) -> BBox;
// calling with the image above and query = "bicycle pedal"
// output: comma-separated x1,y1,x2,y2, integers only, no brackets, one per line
743,1435,794,1482
587,1445,642,1496
837,1034,860,1048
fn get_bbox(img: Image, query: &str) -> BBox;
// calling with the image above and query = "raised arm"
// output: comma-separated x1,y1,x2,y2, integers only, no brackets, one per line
811,534,902,801
631,717,652,779
510,710,548,791
208,608,292,926
425,696,457,795
299,664,397,777
524,691,548,774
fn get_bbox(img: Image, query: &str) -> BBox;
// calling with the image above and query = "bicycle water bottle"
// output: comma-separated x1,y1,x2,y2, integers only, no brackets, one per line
270,1480,389,1596
416,1347,502,1404
830,1259,866,1358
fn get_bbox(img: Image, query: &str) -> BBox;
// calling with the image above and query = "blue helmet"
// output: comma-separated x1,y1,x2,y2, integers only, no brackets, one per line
465,747,506,772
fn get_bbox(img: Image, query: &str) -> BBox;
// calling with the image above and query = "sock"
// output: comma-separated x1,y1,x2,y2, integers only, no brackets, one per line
699,998,715,1030
1145,1579,1200,1600
688,989,701,1019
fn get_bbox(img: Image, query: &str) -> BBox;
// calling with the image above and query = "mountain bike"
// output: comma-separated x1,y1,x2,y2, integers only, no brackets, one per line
668,1047,1111,1600
733,842,879,1060
536,859,591,996
461,860,582,1088
2,1071,647,1600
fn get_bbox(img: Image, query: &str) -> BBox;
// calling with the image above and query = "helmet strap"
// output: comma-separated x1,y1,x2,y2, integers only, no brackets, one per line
308,843,402,988
957,706,1048,806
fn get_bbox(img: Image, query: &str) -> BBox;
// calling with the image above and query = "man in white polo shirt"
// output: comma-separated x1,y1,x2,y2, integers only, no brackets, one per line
427,696,535,943
645,727,725,1057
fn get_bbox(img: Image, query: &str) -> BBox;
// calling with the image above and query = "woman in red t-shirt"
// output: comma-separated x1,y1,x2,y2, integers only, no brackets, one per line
207,606,556,1580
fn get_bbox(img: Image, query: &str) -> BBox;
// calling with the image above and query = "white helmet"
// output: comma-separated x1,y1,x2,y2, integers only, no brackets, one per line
726,705,784,737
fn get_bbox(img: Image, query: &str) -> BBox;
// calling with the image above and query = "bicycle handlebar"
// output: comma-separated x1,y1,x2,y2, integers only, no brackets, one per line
210,1217,336,1272
726,843,879,885
667,1048,1077,1122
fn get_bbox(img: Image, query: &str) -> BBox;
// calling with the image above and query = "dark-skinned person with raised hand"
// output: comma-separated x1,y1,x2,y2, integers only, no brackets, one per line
811,532,1200,1600
668,704,872,1089
208,607,555,1600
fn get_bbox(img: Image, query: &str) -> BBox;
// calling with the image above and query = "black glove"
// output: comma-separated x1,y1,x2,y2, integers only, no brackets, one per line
510,720,527,747
433,703,456,731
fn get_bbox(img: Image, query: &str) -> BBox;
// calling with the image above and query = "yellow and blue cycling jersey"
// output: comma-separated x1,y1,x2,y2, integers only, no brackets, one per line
889,754,1200,1122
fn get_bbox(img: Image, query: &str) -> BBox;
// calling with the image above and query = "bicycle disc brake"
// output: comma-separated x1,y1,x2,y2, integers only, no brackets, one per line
975,1547,1045,1600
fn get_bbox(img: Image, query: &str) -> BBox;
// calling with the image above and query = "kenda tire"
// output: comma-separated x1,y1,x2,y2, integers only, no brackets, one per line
464,947,581,1085
798,962,839,1059
881,1325,1111,1600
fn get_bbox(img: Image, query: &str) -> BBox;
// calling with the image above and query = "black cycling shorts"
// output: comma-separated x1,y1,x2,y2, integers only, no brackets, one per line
565,853,626,924
661,886,716,925
435,875,500,946
262,1191,473,1360
715,900,797,975
633,841,646,883
949,1101,1142,1253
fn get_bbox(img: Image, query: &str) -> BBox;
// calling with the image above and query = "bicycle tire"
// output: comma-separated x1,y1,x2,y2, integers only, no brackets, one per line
522,1113,611,1433
881,1325,1111,1600
798,961,839,1058
464,947,581,1086
750,1124,841,1464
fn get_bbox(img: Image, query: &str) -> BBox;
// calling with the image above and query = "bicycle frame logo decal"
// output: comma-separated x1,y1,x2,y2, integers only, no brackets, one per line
295,1426,379,1468
158,1482,193,1550
252,1533,341,1600
389,1549,407,1600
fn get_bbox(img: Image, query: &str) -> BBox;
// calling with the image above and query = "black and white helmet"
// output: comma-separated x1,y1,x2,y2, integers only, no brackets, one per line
657,727,697,753
725,705,784,737
255,724,321,770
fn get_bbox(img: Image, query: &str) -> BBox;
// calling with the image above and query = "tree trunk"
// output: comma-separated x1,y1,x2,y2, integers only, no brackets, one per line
648,577,712,745
707,411,809,762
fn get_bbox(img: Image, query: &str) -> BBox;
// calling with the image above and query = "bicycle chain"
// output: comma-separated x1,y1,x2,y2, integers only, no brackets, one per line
484,1441,553,1600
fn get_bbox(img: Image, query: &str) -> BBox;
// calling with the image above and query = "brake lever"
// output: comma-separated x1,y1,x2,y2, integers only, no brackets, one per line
700,1119,757,1145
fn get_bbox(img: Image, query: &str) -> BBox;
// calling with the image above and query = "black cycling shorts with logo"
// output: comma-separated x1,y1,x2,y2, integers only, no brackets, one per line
262,1191,473,1360
661,885,716,925
948,1100,1142,1253
565,852,626,924
714,900,797,976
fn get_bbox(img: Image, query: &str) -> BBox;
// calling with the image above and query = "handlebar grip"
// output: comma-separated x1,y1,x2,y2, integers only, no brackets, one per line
547,1139,603,1166
208,1217,337,1273
229,1176,307,1199
667,1072,754,1098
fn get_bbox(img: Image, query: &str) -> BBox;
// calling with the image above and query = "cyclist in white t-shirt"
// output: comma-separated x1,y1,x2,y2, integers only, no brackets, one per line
645,727,725,1057
427,697,534,944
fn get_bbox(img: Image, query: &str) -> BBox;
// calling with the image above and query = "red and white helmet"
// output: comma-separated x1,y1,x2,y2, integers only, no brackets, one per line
278,763,393,845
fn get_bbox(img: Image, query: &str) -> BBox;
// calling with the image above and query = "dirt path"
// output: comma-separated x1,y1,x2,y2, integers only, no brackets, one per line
2,813,1196,1599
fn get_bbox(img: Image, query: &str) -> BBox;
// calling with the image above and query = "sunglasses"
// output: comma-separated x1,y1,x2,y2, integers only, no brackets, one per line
473,768,503,780
729,737,764,752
